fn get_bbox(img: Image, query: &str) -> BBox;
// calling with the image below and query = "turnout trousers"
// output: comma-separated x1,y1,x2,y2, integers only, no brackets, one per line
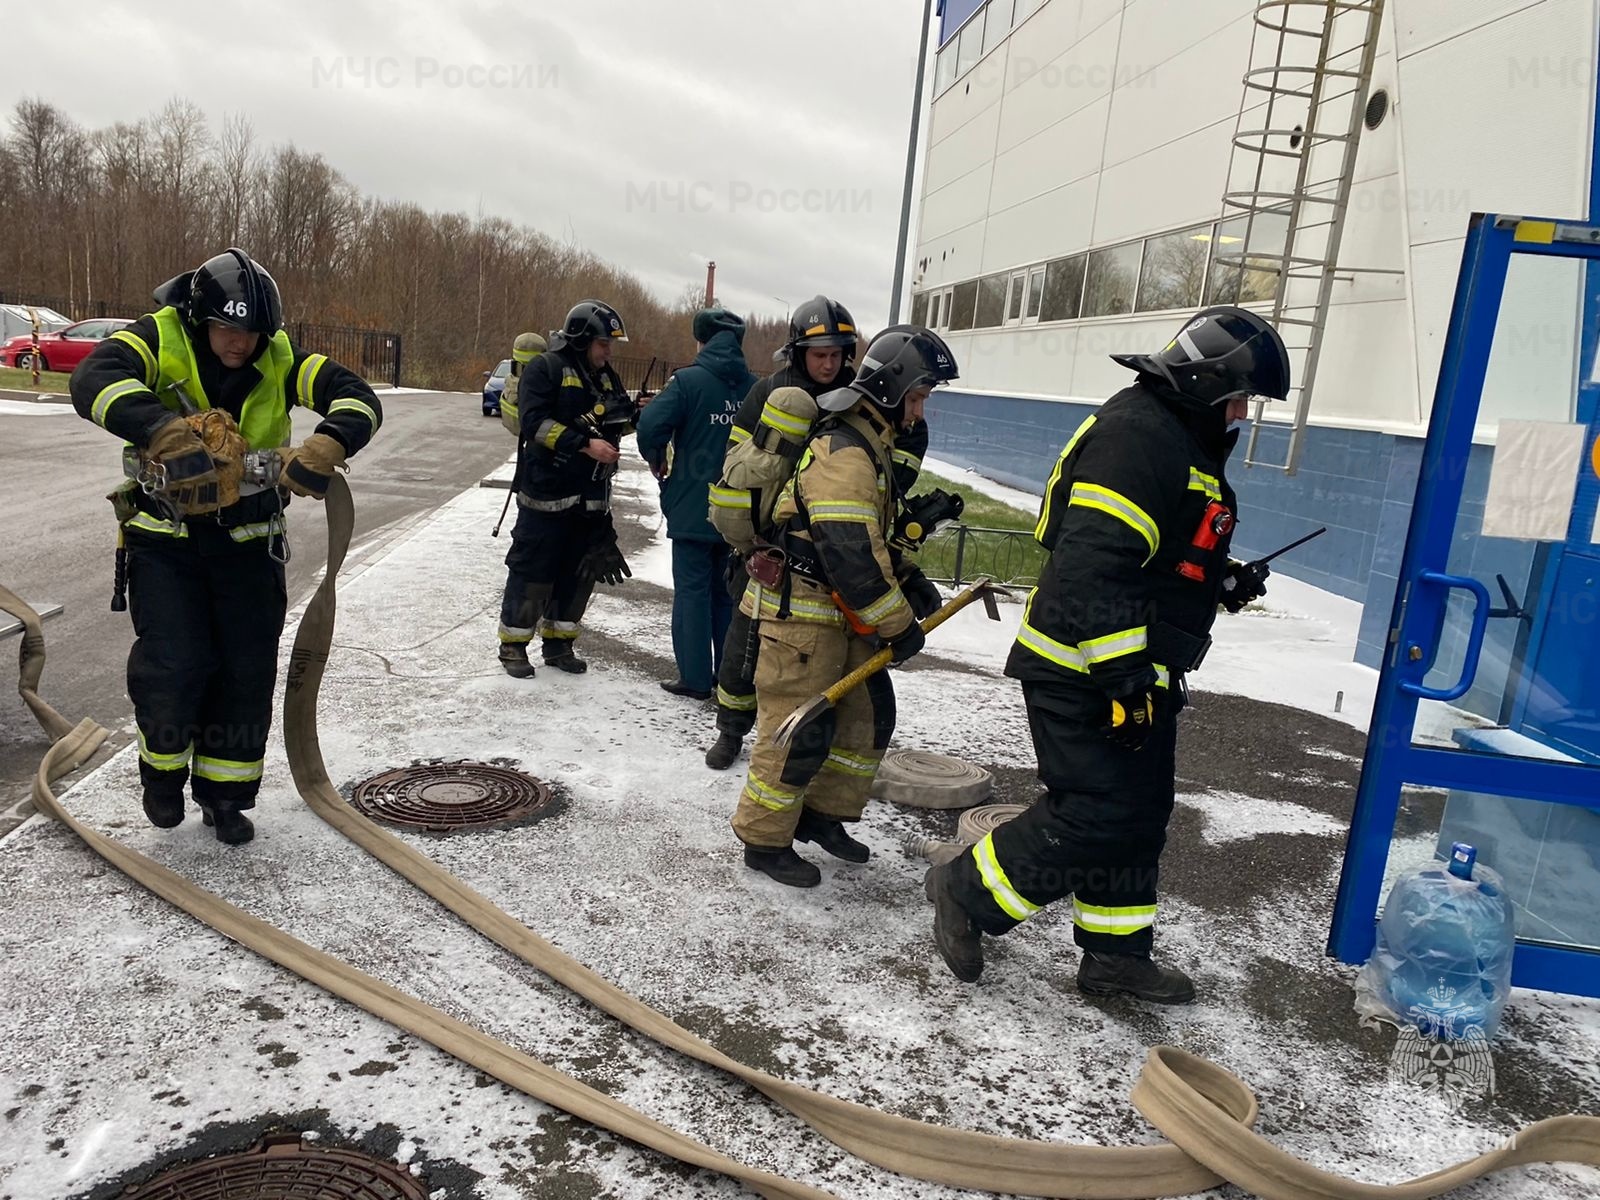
731,616,896,848
945,678,1179,956
126,521,288,814
499,505,598,661
714,559,759,736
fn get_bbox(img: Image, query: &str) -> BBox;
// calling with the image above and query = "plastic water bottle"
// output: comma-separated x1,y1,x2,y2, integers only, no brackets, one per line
1355,843,1517,1038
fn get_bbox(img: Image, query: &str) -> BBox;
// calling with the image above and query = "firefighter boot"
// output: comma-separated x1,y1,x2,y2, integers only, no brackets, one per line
543,641,588,674
498,641,535,679
141,786,185,829
201,804,256,846
924,863,983,982
742,843,821,888
704,731,742,771
1077,951,1195,1004
794,809,870,863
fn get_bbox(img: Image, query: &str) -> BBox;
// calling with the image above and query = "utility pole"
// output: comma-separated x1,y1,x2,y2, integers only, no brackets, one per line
888,0,936,325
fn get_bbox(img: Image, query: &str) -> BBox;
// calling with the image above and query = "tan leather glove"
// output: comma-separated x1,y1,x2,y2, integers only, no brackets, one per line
279,432,347,500
145,417,220,515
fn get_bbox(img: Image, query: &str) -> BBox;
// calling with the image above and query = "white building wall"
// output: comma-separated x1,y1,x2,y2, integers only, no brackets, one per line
913,0,1597,438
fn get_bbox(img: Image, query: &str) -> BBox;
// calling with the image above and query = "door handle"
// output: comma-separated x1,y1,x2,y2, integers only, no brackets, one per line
1399,570,1492,701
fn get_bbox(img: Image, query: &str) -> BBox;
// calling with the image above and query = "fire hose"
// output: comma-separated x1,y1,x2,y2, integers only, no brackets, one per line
10,485,1600,1199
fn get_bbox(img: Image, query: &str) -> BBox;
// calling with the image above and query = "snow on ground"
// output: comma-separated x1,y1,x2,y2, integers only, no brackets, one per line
3,456,1599,1199
0,397,71,416
923,454,1047,514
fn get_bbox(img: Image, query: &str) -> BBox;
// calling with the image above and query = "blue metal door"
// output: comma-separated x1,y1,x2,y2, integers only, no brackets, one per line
1329,213,1600,997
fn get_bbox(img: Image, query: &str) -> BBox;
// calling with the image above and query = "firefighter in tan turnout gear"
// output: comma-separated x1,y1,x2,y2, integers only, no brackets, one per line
732,327,959,887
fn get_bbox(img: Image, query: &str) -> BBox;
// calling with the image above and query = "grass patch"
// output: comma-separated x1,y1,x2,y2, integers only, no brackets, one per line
910,467,1047,586
0,365,74,392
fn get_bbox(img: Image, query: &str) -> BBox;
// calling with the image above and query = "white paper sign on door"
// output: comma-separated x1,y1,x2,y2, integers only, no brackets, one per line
1481,421,1586,541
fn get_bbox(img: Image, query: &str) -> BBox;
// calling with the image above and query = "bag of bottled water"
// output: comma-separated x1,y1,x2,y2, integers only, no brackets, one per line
1354,843,1516,1039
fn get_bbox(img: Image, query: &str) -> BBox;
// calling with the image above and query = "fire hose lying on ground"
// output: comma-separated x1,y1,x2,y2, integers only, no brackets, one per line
8,481,1600,1199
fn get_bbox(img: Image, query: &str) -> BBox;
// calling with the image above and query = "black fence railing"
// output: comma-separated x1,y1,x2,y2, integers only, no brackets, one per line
0,292,404,388
289,322,403,389
611,355,684,394
919,524,1047,588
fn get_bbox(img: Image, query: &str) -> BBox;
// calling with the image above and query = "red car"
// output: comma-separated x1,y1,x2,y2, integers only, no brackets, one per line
0,318,134,372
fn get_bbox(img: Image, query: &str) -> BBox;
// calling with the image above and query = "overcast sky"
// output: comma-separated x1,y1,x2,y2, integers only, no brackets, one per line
1,0,934,330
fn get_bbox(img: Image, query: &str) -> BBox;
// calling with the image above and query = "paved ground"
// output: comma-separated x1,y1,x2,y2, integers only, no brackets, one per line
0,391,513,830
3,458,1598,1199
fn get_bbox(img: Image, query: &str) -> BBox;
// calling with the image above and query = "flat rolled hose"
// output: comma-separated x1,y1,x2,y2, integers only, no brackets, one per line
958,801,1030,844
870,749,993,809
17,486,1600,1199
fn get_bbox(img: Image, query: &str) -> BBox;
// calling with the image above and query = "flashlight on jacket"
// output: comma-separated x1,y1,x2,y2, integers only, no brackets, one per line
1176,501,1235,582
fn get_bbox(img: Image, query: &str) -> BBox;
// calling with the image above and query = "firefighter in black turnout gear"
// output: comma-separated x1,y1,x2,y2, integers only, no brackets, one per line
924,307,1289,999
498,301,634,677
704,296,937,770
70,249,383,844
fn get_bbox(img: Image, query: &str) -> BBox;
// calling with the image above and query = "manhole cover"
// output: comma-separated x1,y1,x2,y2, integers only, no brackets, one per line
125,1133,427,1198
351,761,554,831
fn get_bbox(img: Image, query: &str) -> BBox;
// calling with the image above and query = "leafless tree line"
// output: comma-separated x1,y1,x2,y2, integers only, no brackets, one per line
0,98,791,386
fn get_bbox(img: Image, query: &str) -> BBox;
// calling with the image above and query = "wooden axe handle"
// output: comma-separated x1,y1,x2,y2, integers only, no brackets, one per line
819,579,992,705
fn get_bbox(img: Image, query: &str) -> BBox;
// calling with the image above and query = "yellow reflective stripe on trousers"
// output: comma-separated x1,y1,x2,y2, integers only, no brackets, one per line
228,521,276,543
193,755,264,783
125,512,189,538
716,686,756,712
109,329,157,383
759,403,811,438
537,619,580,640
1034,414,1097,542
1079,625,1149,665
1188,468,1222,502
498,626,534,643
742,773,802,812
709,486,750,510
329,396,379,427
138,729,192,772
753,591,844,626
92,378,150,427
1068,483,1159,561
972,833,1041,921
807,501,877,525
296,354,328,407
822,747,879,778
1073,898,1158,935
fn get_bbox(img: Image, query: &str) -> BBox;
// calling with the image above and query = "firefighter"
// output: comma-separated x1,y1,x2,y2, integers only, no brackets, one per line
70,248,383,845
732,326,959,887
498,331,547,436
923,306,1288,1000
497,300,633,678
703,295,859,769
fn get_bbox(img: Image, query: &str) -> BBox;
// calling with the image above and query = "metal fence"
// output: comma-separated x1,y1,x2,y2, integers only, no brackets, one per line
0,291,404,387
612,355,684,394
919,524,1047,588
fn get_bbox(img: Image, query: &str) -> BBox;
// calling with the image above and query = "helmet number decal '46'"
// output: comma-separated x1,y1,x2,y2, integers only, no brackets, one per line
222,300,248,318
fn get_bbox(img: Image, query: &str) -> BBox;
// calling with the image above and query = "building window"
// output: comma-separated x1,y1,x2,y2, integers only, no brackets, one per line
974,272,1008,328
983,0,1014,56
956,10,986,78
1039,254,1086,322
948,279,979,331
1206,209,1290,306
1025,266,1046,320
1083,242,1143,317
1136,223,1213,313
935,43,958,94
1013,0,1043,27
911,292,929,327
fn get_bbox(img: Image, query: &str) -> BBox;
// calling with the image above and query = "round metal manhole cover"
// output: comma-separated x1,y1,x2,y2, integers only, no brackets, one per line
351,761,555,831
125,1134,427,1199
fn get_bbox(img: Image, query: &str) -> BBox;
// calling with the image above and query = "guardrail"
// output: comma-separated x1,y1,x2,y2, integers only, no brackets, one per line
919,524,1045,588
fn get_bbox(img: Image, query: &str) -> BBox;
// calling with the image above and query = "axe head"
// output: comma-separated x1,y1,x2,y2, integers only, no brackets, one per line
972,578,1012,621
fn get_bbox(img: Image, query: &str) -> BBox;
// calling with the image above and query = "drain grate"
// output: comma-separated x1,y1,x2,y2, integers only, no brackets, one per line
125,1133,427,1198
350,761,555,831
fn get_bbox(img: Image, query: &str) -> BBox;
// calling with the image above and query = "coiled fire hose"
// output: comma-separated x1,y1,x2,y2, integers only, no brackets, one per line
12,484,1600,1199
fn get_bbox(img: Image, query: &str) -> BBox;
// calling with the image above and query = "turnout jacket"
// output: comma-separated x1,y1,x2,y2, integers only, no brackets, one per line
1006,378,1239,696
71,307,382,531
744,400,916,639
514,344,631,508
728,359,858,446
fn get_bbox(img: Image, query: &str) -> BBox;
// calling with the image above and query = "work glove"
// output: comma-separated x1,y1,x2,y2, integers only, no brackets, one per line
882,621,926,665
901,569,943,621
1220,559,1270,613
144,417,220,514
577,525,632,586
1103,680,1158,751
279,432,348,500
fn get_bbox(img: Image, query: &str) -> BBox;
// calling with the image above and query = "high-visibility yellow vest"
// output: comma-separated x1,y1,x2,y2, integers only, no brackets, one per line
149,306,294,451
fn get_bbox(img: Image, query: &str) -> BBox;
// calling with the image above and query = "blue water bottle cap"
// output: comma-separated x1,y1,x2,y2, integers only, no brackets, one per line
1448,842,1477,880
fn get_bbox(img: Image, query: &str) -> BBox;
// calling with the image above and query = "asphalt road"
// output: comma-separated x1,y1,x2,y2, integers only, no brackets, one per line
0,390,515,826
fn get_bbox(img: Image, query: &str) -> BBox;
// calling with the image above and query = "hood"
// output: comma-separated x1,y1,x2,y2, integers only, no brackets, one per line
695,329,754,387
